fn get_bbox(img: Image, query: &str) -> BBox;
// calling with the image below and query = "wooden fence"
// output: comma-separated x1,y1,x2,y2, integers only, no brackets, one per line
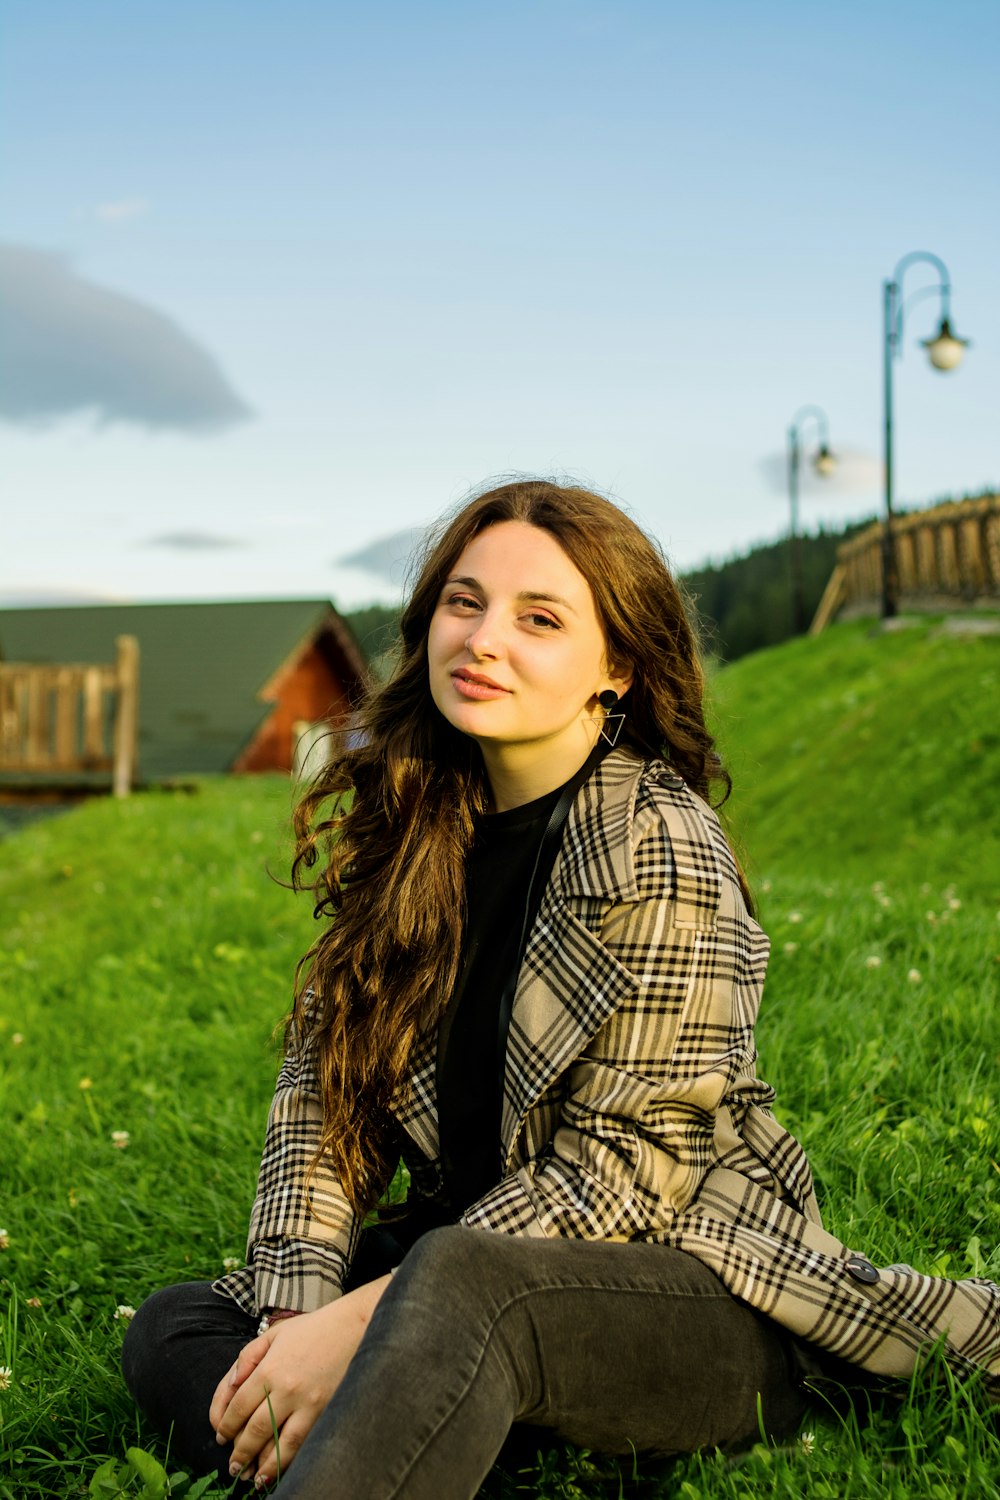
811,493,1000,633
0,635,139,797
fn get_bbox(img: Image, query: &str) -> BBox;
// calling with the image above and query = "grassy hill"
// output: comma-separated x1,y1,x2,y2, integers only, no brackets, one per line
711,615,1000,895
1,619,997,1498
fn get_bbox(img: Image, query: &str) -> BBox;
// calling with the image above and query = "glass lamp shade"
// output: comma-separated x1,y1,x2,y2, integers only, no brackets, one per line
812,444,836,477
922,318,970,371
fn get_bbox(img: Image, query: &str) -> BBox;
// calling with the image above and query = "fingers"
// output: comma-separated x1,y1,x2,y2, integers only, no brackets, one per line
210,1333,272,1437
227,1394,287,1479
208,1360,240,1431
252,1437,278,1490
233,1332,272,1387
252,1413,313,1490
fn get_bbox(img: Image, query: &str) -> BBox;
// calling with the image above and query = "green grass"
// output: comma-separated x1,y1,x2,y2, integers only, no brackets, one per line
709,614,1000,895
2,618,998,1498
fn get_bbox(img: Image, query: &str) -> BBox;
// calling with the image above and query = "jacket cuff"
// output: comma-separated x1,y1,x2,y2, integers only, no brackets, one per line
212,1239,348,1318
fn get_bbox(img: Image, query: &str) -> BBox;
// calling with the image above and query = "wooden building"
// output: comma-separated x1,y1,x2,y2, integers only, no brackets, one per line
0,600,368,784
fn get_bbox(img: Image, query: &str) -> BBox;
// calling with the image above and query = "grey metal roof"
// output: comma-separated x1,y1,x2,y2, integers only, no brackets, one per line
0,599,366,780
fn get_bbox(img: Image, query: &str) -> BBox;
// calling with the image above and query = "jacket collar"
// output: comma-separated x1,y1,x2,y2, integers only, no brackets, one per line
550,744,646,904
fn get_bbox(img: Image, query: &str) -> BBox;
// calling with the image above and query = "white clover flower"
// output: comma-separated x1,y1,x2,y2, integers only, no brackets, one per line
799,1429,816,1455
114,1304,136,1322
784,942,799,954
788,911,802,924
865,955,882,969
871,881,885,895
10,1034,23,1046
110,1130,130,1150
925,911,938,925
760,879,772,893
0,1366,12,1391
0,1229,9,1250
877,895,892,909
222,1256,241,1273
907,969,922,984
948,897,962,911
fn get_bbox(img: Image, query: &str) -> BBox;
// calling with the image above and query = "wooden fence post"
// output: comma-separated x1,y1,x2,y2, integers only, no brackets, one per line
112,635,140,798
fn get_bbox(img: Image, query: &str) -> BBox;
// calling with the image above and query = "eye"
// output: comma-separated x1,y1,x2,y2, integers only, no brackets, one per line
444,591,482,612
524,611,561,630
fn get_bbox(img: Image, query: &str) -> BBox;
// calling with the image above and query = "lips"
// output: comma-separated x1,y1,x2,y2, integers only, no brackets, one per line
453,667,506,689
451,667,511,700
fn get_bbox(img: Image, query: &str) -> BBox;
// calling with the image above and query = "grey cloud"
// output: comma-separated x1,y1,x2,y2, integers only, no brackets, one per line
338,527,427,583
96,199,149,222
0,243,253,431
144,531,248,551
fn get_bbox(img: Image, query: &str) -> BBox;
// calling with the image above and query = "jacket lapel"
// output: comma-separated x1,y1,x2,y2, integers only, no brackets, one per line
500,749,645,1166
500,888,638,1165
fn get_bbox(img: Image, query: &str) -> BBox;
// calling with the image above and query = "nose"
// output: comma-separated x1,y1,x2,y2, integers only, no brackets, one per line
465,612,501,659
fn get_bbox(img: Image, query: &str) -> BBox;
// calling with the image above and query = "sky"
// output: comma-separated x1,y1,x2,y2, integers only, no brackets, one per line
2,0,998,611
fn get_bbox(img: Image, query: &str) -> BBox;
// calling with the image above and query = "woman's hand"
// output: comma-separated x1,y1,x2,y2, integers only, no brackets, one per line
209,1274,392,1487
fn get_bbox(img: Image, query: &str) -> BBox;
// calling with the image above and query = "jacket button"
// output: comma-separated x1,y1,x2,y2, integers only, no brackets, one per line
844,1254,880,1285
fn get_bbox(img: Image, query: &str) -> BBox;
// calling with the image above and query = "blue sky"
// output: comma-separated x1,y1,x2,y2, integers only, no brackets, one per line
2,0,998,609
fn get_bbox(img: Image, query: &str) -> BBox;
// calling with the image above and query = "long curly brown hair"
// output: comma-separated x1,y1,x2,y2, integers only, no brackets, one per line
289,479,736,1213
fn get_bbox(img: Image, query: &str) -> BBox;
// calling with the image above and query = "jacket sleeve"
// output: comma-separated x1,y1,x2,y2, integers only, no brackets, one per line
460,787,770,1241
212,1030,362,1317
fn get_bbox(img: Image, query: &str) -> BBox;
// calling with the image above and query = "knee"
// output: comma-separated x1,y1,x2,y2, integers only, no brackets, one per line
394,1225,539,1339
388,1227,541,1411
121,1282,216,1399
120,1285,177,1396
399,1225,511,1300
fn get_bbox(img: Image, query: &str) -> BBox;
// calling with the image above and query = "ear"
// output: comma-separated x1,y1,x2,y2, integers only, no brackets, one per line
601,659,634,699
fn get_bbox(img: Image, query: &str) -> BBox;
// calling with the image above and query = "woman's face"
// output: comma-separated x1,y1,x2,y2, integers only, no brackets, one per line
427,521,631,795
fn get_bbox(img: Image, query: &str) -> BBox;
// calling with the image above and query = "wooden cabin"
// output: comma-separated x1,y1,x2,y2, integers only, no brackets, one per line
0,600,367,784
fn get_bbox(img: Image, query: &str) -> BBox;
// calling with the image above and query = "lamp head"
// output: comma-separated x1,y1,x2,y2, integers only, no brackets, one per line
922,317,970,372
812,443,836,478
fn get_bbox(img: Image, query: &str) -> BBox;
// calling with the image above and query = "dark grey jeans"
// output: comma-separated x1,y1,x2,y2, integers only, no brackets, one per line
122,1226,808,1499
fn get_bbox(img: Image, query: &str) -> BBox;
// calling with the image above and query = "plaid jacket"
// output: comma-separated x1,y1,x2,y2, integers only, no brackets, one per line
216,749,999,1396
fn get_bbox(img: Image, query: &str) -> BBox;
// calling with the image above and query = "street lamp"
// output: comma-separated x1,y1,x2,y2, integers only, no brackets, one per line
882,251,970,617
787,405,836,633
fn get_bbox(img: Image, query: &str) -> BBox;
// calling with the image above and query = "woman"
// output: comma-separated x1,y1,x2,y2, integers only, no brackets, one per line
123,479,999,1497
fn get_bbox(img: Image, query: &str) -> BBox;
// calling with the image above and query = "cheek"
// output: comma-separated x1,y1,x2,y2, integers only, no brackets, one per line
427,616,452,665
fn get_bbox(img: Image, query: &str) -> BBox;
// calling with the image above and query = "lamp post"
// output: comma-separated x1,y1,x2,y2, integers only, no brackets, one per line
882,251,970,618
787,405,836,634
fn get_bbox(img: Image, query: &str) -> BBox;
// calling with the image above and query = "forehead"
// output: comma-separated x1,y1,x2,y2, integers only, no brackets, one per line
450,521,592,600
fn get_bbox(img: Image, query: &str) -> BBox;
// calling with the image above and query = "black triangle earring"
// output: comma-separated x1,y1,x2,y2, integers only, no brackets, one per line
593,689,625,748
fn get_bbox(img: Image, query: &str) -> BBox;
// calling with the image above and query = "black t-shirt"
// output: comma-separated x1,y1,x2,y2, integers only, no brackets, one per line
436,783,565,1213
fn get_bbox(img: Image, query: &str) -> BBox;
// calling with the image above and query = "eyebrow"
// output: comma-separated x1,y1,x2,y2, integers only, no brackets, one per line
443,576,579,614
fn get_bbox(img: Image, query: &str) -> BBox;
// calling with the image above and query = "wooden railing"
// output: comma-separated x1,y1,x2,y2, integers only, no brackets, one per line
811,493,1000,633
0,635,139,797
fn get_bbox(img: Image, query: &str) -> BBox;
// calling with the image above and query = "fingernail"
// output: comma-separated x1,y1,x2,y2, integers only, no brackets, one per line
215,1432,226,1445
229,1462,241,1479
